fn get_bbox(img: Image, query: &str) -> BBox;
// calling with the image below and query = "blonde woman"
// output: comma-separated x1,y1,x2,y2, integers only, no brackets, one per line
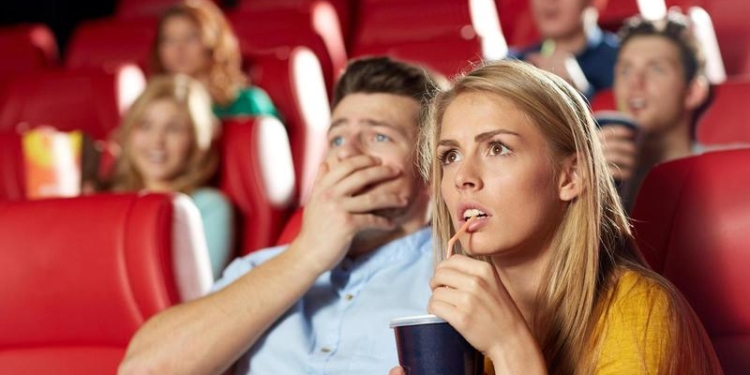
110,74,233,279
392,60,722,374
150,0,278,119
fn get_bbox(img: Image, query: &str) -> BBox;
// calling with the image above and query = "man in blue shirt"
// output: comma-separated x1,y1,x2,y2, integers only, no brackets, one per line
509,0,619,99
119,57,437,375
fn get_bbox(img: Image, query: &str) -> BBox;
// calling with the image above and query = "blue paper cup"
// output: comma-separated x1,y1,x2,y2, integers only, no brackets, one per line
390,314,484,375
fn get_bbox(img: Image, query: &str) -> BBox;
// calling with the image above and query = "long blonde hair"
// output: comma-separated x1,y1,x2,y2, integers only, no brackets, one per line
150,0,246,107
111,74,219,194
421,60,721,374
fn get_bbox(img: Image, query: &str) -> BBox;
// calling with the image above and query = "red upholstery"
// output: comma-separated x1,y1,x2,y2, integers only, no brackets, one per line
589,89,617,113
598,0,643,30
230,11,338,92
697,78,750,146
631,148,750,374
65,18,157,72
0,24,58,80
219,117,296,255
0,193,193,374
495,0,538,48
229,3,348,86
0,65,145,141
236,0,352,47
276,207,304,246
667,0,750,76
245,48,330,204
0,132,25,201
355,32,483,78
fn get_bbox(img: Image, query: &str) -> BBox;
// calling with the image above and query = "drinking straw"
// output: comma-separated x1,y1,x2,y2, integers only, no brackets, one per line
446,216,474,259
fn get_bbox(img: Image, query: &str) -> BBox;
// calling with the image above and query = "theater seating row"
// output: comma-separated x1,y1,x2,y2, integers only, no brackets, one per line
0,147,748,374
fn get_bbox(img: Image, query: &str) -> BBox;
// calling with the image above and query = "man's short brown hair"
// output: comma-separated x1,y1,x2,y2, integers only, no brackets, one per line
332,56,437,110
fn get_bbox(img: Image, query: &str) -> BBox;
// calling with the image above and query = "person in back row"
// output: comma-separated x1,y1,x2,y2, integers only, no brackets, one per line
150,0,279,119
600,11,712,209
118,57,438,375
510,0,618,99
107,74,233,279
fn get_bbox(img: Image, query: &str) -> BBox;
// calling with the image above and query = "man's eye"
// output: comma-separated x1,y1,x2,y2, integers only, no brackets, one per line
330,136,344,147
374,134,390,142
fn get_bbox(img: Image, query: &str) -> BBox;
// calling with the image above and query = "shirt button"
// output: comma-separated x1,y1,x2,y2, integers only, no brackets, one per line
321,347,332,353
344,294,354,301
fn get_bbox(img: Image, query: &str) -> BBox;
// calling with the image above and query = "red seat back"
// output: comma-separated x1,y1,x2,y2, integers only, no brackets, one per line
245,48,330,204
698,78,750,146
0,66,145,141
276,207,304,246
0,193,211,374
115,0,219,20
0,132,25,201
0,24,58,80
219,117,296,255
65,18,157,72
631,149,750,374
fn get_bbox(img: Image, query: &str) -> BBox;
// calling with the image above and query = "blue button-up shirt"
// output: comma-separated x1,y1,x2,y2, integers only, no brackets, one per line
212,227,434,375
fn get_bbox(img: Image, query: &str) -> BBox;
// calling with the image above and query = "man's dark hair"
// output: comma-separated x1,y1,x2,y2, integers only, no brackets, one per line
618,11,713,139
332,56,437,110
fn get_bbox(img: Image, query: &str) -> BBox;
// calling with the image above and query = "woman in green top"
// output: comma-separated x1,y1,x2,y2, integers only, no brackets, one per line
149,0,279,119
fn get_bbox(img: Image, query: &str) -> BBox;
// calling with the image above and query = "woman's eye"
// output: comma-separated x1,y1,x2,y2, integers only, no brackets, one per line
374,133,390,142
330,136,344,147
489,142,511,156
440,150,461,165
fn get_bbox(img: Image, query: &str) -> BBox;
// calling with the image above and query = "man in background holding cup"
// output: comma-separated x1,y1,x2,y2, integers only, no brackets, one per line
600,11,711,209
119,57,437,375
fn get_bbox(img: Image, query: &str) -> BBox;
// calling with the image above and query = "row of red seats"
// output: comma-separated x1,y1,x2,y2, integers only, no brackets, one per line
0,116,297,257
1,147,747,374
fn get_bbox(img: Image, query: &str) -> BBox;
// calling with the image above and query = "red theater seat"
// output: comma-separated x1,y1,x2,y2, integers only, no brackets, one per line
589,89,617,113
0,24,58,82
697,78,750,146
65,18,157,72
667,0,750,76
219,117,296,255
246,48,330,204
276,207,304,246
495,0,538,48
631,149,750,374
0,132,24,201
0,65,146,141
236,0,352,47
0,193,212,375
355,32,483,78
353,0,506,63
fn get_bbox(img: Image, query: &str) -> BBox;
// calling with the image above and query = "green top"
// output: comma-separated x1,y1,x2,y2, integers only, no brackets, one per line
212,86,280,119
190,187,234,279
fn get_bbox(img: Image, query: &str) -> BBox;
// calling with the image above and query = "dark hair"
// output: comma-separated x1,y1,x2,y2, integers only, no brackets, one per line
332,56,437,110
619,11,712,139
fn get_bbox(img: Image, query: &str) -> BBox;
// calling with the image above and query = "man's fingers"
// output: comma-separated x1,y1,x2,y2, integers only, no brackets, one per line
342,193,407,213
315,155,381,191
331,165,401,197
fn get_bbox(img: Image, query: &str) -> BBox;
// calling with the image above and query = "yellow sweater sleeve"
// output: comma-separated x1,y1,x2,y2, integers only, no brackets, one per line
595,271,672,374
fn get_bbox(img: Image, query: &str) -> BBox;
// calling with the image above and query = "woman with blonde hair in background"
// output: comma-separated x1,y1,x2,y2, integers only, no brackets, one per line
150,0,278,119
392,60,721,374
109,74,233,279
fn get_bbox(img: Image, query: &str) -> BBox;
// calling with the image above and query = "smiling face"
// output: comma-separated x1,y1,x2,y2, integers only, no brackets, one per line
127,98,194,190
614,35,691,134
158,14,210,77
327,92,429,225
437,92,570,258
531,0,590,40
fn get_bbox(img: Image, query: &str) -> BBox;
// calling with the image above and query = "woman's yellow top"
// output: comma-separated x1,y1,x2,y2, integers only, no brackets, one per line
484,270,672,374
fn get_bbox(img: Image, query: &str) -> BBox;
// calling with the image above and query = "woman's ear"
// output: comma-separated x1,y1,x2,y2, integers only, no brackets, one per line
684,75,710,111
558,153,583,202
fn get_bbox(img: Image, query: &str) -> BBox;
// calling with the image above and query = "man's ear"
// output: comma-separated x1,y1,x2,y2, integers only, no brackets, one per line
685,75,710,111
558,153,583,202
